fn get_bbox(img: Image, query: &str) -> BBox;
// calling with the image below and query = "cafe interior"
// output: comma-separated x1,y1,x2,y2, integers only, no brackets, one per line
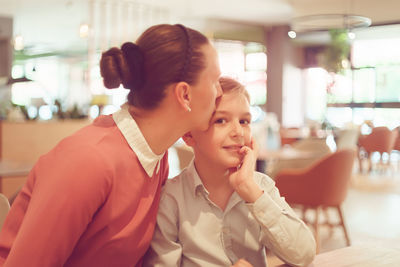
0,0,400,265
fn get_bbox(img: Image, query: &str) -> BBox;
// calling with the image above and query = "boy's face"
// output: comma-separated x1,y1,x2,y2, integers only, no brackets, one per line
188,90,252,168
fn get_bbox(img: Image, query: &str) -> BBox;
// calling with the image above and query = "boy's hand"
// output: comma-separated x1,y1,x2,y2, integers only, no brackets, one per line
228,138,263,203
230,258,253,267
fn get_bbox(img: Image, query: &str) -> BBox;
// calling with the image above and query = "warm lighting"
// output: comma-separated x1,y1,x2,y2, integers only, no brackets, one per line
79,23,89,38
14,35,24,51
341,59,350,69
288,30,297,39
348,31,356,40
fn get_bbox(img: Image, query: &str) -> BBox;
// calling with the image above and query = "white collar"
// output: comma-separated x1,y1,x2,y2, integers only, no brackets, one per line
112,103,165,178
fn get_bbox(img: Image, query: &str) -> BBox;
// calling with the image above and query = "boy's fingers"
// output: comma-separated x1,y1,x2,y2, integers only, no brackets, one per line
251,138,259,156
231,258,253,267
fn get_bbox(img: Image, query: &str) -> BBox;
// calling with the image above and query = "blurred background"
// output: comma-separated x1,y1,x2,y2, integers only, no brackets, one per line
1,0,400,264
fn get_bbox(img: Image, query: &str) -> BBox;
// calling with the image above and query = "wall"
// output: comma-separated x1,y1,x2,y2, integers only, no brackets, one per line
0,16,13,81
0,119,90,198
265,25,306,127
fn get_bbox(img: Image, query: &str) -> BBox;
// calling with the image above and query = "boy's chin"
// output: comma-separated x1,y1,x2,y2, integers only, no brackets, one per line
222,159,241,169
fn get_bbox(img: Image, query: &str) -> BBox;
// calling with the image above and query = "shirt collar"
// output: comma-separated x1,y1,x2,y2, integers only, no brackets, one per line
113,103,165,178
186,160,209,196
186,160,243,207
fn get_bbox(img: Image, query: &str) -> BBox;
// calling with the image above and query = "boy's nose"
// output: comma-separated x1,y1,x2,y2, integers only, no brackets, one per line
231,122,244,137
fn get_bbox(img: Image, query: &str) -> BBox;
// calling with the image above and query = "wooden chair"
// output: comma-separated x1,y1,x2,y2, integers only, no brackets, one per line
268,138,332,178
393,127,400,152
275,149,355,253
357,126,398,172
335,128,359,150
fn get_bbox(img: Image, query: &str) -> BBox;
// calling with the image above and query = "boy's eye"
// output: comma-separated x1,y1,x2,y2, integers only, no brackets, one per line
240,119,250,125
215,118,226,124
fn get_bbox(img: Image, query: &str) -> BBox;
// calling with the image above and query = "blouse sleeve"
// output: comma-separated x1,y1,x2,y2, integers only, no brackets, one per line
245,172,316,267
143,190,182,267
0,144,112,266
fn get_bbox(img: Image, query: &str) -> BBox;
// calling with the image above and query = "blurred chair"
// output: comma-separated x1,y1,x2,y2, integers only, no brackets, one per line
275,149,355,253
392,127,400,168
279,127,301,146
268,138,332,178
393,127,400,151
0,193,10,230
357,126,398,172
335,128,359,150
174,145,194,171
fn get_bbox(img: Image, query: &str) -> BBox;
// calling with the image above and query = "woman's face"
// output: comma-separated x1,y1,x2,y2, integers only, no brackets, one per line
190,43,223,131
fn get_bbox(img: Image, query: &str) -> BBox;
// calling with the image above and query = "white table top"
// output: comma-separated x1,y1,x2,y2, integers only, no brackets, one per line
276,245,400,267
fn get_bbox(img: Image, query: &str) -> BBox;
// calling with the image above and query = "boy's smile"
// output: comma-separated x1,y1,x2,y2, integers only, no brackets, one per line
222,144,244,153
188,90,252,169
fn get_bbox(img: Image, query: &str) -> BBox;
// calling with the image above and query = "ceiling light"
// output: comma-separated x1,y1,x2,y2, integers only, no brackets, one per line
288,30,297,39
79,23,89,38
290,14,371,33
347,31,356,40
14,35,24,51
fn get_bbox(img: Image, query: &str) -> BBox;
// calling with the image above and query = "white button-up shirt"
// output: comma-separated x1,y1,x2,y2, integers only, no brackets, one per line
144,161,316,267
113,103,165,177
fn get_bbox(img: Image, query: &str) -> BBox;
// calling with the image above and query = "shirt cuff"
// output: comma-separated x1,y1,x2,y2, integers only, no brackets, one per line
246,192,287,228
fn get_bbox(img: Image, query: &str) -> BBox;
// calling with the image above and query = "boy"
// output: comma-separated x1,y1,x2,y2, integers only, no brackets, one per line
144,77,316,266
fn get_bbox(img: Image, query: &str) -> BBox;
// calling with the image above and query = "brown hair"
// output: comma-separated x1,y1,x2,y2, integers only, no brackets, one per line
218,77,250,102
99,24,209,109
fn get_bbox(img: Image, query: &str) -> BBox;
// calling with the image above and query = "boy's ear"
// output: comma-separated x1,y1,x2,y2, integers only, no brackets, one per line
174,81,191,111
182,132,195,147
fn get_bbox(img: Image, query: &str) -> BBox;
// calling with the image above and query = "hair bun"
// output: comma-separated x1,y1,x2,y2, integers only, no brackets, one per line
99,43,145,91
100,47,128,89
121,42,145,91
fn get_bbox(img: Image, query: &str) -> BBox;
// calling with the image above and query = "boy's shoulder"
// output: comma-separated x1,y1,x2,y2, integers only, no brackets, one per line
162,167,192,195
253,171,275,188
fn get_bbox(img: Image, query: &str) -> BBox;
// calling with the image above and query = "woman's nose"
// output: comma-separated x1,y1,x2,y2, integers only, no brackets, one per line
216,82,223,98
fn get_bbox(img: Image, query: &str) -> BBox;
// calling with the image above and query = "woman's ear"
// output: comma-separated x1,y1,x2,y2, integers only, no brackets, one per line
182,132,195,147
174,81,192,112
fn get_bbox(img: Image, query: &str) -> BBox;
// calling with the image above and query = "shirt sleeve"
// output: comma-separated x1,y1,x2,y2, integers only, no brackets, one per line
0,144,112,267
143,190,182,267
246,172,316,267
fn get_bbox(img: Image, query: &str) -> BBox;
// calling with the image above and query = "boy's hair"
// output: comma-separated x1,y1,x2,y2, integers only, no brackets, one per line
219,77,250,102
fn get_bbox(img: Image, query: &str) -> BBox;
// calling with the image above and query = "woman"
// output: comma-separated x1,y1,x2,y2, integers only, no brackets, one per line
0,24,222,267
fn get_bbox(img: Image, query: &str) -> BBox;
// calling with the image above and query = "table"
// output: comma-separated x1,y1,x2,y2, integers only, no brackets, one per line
258,147,316,162
256,147,316,173
276,245,400,267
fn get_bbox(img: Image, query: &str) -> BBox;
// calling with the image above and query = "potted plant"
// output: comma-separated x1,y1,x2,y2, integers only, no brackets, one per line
319,29,350,74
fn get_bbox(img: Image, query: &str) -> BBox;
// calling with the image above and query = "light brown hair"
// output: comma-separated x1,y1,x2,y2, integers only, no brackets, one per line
218,77,250,102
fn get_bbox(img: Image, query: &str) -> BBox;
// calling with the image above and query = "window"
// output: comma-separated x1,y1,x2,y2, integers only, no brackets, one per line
213,40,267,106
322,25,400,128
